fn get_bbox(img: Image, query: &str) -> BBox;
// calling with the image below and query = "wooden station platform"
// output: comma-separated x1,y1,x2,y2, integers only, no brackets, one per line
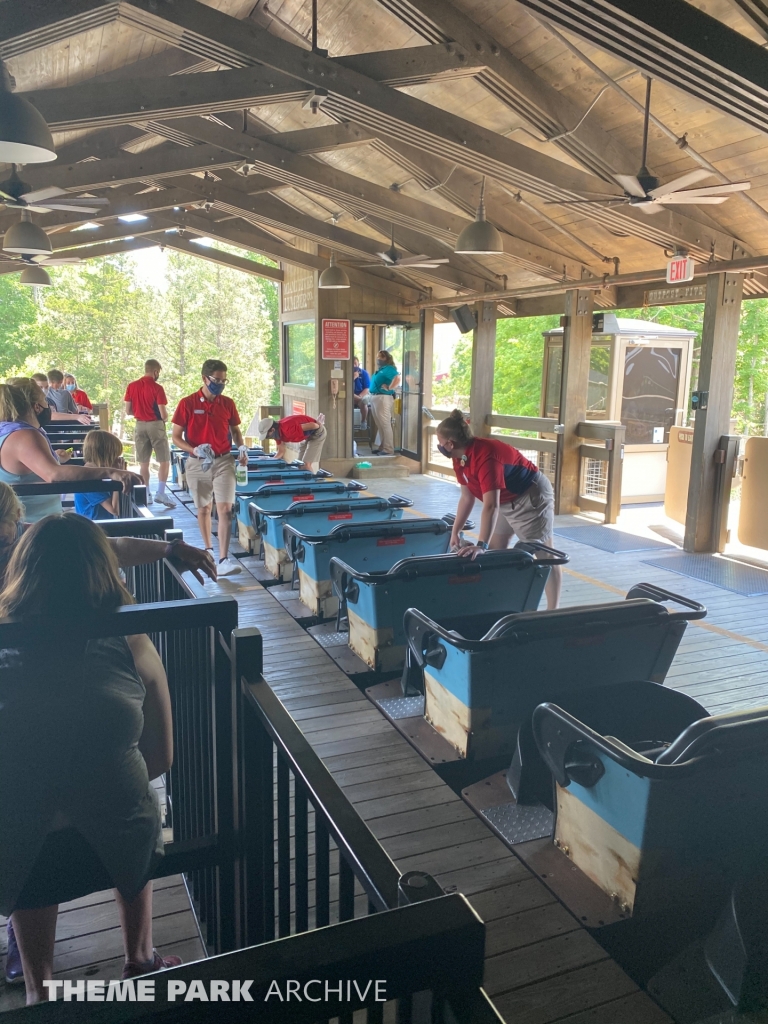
6,471,767,1018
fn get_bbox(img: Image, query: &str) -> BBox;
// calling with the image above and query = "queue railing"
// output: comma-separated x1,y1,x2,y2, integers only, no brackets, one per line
2,894,502,1024
12,479,151,520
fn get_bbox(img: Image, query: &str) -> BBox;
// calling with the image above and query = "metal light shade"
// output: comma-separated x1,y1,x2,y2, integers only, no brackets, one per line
319,252,350,289
454,177,503,254
0,88,56,164
19,264,52,286
3,212,52,255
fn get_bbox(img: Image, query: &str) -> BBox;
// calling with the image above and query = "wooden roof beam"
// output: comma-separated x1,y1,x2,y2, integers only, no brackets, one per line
111,0,748,262
373,0,637,181
513,0,768,138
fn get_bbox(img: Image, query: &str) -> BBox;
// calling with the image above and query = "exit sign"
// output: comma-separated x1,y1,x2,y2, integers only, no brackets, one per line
666,256,695,284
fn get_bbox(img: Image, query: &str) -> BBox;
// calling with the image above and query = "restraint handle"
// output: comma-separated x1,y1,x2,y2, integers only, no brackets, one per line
625,582,706,621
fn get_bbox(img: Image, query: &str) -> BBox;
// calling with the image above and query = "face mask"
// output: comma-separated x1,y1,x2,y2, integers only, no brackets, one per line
36,406,52,427
437,443,454,459
206,379,225,396
65,383,76,392
376,359,386,367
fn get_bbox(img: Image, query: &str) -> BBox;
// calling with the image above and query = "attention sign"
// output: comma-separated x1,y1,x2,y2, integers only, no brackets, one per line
666,256,695,284
321,319,351,360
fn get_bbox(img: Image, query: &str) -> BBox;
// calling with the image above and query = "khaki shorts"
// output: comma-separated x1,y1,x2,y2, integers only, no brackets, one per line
492,473,555,546
185,454,236,509
134,420,170,464
281,425,327,469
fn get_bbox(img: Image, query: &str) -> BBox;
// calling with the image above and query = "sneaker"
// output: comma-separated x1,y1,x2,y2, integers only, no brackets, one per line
4,917,23,985
153,491,177,509
121,950,182,980
217,556,242,576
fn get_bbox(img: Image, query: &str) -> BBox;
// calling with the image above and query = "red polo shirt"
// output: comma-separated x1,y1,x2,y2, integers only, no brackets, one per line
172,389,241,456
278,415,317,443
453,437,539,504
124,375,168,421
73,389,92,411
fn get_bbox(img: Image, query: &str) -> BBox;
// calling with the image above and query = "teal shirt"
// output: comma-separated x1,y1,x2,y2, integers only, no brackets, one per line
370,365,399,395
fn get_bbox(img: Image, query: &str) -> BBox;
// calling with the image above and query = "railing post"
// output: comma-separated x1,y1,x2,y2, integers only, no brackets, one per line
604,424,625,525
556,288,594,514
711,434,740,552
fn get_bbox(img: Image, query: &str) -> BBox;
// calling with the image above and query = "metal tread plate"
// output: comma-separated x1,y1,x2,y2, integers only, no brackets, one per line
479,801,554,844
643,552,768,596
554,525,675,553
311,630,352,648
378,695,426,720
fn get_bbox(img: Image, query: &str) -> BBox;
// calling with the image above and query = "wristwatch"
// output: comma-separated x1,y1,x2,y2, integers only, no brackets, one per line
164,537,184,559
476,540,489,550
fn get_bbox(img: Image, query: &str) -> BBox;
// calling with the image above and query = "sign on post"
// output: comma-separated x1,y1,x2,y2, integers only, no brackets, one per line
321,319,351,360
666,256,695,284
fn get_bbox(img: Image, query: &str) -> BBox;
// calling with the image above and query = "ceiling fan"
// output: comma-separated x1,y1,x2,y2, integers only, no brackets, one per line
549,79,750,216
346,225,450,268
0,166,109,215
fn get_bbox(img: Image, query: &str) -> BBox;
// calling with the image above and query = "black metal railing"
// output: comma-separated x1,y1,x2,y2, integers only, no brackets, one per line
235,629,403,948
3,894,502,1024
12,479,151,520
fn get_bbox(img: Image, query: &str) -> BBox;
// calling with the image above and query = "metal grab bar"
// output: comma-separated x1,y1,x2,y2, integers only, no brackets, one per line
625,582,707,621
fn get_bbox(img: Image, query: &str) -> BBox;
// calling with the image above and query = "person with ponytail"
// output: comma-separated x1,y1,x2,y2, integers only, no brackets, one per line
435,409,561,609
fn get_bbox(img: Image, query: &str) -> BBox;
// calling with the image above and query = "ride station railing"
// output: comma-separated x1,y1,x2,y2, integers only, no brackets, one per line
574,420,625,525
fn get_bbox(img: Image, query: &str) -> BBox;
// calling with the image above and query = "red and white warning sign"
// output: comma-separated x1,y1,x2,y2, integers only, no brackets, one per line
321,319,351,360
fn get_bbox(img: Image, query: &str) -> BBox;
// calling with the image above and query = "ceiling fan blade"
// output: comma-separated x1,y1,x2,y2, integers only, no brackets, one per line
395,261,448,268
636,202,664,214
545,199,626,206
21,186,67,203
40,203,107,213
0,189,17,202
657,195,730,205
23,204,55,213
36,257,83,265
375,252,396,264
659,181,751,200
614,174,647,198
395,256,450,266
648,169,712,198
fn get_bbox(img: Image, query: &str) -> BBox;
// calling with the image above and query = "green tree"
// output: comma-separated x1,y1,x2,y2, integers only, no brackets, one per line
0,275,39,370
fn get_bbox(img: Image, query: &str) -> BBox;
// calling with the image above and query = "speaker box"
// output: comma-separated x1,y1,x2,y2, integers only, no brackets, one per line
451,304,476,334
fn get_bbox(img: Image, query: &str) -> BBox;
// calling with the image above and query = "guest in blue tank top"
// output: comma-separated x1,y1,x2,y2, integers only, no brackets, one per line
0,382,138,522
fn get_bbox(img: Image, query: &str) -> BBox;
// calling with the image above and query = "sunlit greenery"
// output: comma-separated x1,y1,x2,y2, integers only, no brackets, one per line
0,250,279,436
434,302,768,435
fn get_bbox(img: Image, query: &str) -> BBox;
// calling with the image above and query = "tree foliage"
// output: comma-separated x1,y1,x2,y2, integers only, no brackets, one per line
1,249,279,436
433,301,768,434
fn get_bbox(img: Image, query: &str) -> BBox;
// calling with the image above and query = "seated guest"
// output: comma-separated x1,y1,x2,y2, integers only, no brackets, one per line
0,515,182,1003
63,375,92,413
0,384,138,522
9,377,89,427
74,430,124,521
0,482,216,592
44,370,79,415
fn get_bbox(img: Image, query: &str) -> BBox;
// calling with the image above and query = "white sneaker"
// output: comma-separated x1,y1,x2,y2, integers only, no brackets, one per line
153,491,177,509
217,556,242,577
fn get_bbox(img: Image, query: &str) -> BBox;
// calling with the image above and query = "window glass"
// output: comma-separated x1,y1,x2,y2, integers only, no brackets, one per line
621,346,681,444
284,321,315,387
543,345,562,418
588,344,610,418
383,325,404,371
353,326,366,367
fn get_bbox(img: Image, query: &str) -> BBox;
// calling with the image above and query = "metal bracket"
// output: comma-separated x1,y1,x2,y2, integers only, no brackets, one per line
576,290,592,316
723,274,741,306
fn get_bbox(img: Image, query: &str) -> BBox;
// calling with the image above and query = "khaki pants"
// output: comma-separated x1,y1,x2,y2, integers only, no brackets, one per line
281,425,327,471
370,394,395,455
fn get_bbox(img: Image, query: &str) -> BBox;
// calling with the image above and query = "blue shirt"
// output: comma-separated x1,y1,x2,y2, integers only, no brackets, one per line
370,364,399,395
74,491,116,520
353,367,371,395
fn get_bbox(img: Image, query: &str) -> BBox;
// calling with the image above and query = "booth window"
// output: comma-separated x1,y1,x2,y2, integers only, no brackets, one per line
543,342,610,419
620,346,681,444
284,321,316,387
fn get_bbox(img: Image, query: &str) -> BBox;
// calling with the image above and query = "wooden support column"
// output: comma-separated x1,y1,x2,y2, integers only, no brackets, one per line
469,301,497,436
684,272,743,552
556,288,595,514
420,308,435,474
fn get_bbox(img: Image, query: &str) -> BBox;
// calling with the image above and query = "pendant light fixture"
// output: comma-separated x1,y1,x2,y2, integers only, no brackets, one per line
318,252,350,289
3,210,53,256
454,177,503,255
19,264,52,286
0,62,57,165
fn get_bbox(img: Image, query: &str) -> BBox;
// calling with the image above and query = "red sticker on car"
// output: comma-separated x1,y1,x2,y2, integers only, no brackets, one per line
328,513,353,520
377,536,406,546
293,494,315,501
447,574,482,585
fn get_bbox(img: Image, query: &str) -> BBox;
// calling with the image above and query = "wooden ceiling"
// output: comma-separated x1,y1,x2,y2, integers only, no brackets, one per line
3,0,768,306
